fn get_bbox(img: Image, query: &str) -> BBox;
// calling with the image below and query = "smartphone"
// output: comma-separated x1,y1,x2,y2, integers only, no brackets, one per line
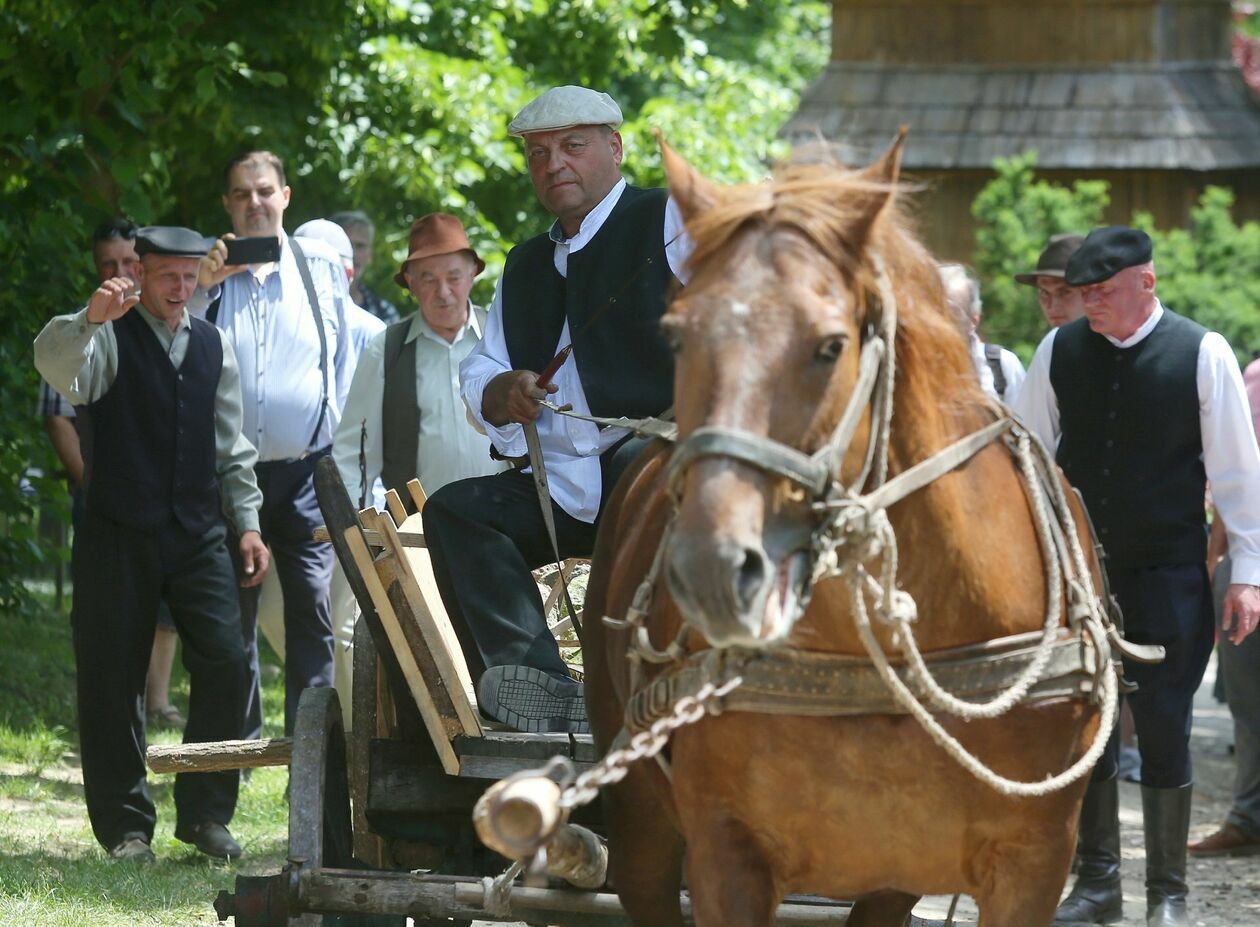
224,236,281,265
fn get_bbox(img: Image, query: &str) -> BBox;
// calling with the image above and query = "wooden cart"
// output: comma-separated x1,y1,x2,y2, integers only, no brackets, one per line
148,458,950,926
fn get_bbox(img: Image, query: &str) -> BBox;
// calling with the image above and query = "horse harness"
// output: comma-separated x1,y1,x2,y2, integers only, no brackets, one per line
535,256,1161,799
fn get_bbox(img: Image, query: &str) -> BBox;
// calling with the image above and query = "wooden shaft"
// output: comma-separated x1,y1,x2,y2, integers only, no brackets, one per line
473,775,563,858
146,737,293,773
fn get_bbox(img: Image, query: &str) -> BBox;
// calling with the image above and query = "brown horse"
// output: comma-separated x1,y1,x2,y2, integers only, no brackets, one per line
581,136,1109,927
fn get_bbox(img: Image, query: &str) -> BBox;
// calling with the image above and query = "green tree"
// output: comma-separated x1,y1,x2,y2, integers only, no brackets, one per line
0,0,829,615
970,151,1109,360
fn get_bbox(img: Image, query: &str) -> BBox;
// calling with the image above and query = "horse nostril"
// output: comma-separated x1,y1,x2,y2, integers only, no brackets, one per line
733,546,767,613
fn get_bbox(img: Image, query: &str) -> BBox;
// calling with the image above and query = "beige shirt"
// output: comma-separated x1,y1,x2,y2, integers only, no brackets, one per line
333,305,506,509
33,304,263,534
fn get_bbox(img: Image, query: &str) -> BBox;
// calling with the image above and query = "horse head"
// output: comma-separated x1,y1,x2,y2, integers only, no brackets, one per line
660,133,922,649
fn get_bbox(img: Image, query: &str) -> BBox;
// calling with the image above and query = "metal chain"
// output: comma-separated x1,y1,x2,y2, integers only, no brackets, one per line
557,675,744,812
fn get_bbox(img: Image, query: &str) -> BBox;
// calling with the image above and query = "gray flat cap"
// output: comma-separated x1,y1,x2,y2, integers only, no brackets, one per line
135,226,213,258
508,85,623,137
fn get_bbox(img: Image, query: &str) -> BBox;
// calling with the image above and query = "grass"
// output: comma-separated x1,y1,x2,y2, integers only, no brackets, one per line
0,595,290,927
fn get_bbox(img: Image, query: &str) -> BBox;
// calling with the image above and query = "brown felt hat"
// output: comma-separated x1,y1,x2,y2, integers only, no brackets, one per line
395,213,485,288
1014,233,1086,286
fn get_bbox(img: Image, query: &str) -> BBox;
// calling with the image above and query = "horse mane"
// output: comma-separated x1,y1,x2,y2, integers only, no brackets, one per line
682,152,990,461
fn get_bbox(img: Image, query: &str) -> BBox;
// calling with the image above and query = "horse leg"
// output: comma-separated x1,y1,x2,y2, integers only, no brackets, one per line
685,818,778,927
603,766,685,927
846,891,921,927
975,856,1066,927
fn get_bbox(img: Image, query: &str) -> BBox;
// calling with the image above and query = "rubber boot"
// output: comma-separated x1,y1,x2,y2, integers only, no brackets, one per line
1054,777,1123,925
1142,784,1192,927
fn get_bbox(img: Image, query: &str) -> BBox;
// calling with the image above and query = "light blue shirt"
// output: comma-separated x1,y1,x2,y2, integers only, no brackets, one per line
192,232,352,461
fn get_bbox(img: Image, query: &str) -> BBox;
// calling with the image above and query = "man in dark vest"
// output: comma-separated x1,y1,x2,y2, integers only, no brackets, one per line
1015,226,1260,927
422,85,691,733
34,227,269,862
333,212,504,512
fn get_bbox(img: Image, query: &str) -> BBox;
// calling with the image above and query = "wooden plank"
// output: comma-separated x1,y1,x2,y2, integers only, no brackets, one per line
147,737,292,773
405,478,427,513
345,509,461,775
350,618,387,868
383,488,407,525
313,526,425,549
367,739,488,816
374,514,483,736
454,730,599,764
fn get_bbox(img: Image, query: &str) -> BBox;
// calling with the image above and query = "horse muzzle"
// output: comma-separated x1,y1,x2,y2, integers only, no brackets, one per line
665,525,812,649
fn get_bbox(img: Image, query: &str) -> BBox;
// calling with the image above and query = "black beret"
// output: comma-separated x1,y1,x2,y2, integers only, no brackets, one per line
1064,226,1153,287
134,226,213,258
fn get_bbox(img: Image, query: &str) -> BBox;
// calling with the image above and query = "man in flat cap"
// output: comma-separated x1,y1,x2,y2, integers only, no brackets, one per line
35,227,269,863
1014,232,1086,328
422,85,691,733
1015,225,1260,927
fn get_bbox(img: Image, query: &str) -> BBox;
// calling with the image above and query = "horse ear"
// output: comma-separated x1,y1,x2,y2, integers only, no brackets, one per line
657,130,719,221
849,127,908,243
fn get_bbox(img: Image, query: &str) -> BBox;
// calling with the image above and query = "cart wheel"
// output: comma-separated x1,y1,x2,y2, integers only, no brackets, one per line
289,686,354,926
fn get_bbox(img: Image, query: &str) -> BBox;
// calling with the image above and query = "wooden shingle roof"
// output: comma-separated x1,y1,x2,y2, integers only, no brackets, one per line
783,62,1260,171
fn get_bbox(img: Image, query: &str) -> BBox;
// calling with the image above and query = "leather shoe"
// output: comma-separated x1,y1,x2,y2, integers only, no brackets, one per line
109,833,155,863
182,821,241,860
1187,821,1260,857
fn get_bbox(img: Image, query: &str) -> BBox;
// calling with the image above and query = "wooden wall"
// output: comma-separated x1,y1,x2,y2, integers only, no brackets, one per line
831,0,1231,66
912,167,1260,261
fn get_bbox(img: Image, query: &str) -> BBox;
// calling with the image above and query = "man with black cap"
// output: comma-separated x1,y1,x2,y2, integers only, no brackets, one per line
334,212,504,512
422,85,690,733
1015,233,1086,328
1015,225,1260,927
34,227,268,863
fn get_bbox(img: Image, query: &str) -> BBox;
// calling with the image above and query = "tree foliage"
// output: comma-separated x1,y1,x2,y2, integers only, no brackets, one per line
0,0,828,613
971,153,1260,367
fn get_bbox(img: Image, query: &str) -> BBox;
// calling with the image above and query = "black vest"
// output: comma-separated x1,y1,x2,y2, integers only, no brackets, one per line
500,185,678,418
1050,309,1208,569
379,307,487,496
79,308,224,534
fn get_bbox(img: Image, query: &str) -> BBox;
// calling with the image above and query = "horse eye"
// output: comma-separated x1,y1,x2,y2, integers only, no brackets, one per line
815,334,848,363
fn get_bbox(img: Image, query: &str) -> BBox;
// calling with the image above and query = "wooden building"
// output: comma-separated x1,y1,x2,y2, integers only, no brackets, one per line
783,0,1260,258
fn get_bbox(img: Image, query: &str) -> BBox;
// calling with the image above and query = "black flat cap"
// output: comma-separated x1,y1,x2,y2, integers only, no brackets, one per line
1014,233,1085,285
134,226,213,258
1064,226,1153,286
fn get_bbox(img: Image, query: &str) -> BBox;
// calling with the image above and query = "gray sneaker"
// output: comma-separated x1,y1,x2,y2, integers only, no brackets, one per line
477,665,589,734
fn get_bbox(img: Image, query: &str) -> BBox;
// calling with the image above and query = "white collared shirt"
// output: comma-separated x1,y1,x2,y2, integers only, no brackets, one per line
334,305,505,510
192,232,352,461
1014,302,1260,584
459,179,692,523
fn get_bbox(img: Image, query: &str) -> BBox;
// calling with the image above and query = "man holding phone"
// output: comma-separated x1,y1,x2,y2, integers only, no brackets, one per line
35,227,267,862
195,150,353,738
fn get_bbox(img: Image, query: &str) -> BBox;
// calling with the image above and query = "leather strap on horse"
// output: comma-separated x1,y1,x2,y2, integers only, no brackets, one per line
624,630,1103,732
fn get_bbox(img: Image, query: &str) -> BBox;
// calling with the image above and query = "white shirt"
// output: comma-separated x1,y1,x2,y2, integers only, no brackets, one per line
191,232,352,461
970,336,1026,405
334,306,506,510
460,179,692,523
344,300,387,383
1014,302,1260,585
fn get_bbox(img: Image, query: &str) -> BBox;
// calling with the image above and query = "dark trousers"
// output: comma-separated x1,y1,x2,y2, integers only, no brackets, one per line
1093,563,1215,788
71,514,245,850
423,436,649,683
233,450,335,738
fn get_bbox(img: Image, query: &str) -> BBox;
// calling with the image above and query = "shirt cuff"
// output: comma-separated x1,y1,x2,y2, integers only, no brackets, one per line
1228,556,1260,588
231,510,261,536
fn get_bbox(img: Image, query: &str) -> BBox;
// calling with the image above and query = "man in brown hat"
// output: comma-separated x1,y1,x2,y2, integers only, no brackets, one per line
1015,233,1086,328
333,212,505,512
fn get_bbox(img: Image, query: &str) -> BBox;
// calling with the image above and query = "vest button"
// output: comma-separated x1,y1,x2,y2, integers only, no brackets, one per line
1100,526,1109,534
1108,411,1117,420
1100,498,1108,506
1102,468,1111,476
1111,382,1120,391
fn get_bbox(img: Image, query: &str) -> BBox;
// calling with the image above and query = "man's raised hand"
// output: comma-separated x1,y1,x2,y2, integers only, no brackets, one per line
198,235,246,289
86,277,141,324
